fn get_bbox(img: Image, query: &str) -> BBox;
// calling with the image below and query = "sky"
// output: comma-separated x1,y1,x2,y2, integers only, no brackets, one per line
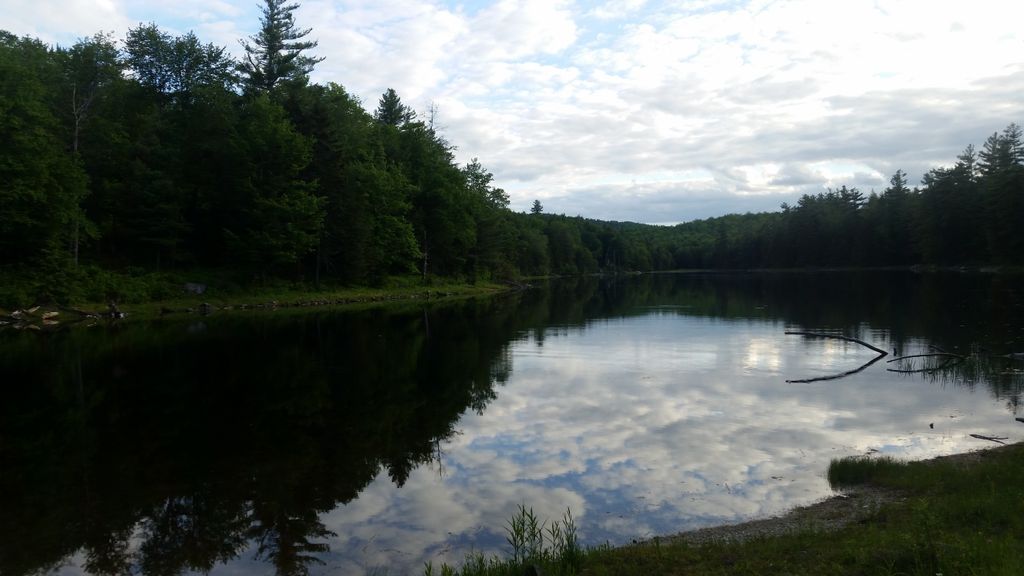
3,0,1024,224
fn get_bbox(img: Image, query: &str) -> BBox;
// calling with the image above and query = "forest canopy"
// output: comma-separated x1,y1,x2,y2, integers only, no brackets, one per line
1,3,1022,306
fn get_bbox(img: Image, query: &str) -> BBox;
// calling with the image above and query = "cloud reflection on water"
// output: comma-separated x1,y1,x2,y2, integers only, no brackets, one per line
320,312,1020,574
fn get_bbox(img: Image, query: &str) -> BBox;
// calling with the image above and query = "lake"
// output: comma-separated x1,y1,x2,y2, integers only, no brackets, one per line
1,271,1022,575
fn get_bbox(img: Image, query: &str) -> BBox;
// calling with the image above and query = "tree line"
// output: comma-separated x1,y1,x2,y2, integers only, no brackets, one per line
1,0,1022,306
669,126,1024,269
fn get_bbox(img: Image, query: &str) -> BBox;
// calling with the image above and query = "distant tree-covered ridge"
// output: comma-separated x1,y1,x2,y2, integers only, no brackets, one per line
1,2,1022,306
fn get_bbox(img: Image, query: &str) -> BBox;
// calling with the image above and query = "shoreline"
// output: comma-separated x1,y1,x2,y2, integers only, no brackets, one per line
0,281,518,329
658,443,1017,547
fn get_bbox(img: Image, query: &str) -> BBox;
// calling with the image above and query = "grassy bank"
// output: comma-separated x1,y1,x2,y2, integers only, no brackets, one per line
0,266,511,322
436,443,1024,576
108,279,509,321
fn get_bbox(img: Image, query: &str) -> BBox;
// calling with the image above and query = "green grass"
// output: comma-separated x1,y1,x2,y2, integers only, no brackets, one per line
425,506,583,576
438,444,1024,575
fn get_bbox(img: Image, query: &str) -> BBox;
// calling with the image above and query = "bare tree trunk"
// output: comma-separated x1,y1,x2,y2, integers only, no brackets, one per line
421,230,429,281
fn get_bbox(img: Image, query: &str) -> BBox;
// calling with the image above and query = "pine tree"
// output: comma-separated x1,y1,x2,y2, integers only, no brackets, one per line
239,0,324,94
373,88,415,126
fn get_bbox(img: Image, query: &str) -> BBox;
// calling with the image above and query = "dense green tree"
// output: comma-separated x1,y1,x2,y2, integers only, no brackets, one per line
978,124,1024,263
227,96,324,275
864,169,917,265
287,83,420,283
239,0,324,94
0,33,89,269
57,33,121,155
376,100,477,278
918,150,986,263
125,24,236,99
513,219,550,275
463,159,514,279
53,33,120,264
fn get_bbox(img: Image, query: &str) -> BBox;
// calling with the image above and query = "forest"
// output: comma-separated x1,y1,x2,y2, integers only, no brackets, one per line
2,0,1023,307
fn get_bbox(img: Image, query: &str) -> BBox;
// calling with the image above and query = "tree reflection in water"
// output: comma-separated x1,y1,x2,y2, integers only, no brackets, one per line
0,299,516,576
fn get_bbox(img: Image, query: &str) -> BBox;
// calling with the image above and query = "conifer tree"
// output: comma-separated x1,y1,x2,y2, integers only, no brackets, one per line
373,88,415,126
239,0,323,94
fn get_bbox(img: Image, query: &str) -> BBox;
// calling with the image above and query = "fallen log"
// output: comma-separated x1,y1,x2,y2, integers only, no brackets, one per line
969,433,1008,445
785,331,888,356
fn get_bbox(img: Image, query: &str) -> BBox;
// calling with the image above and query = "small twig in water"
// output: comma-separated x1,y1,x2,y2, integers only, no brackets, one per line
969,433,1008,445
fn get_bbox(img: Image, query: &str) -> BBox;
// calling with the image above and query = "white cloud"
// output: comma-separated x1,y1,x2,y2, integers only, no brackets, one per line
0,0,133,43
588,0,648,21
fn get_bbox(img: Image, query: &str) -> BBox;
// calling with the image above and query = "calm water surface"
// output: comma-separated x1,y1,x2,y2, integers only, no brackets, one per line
2,272,1022,575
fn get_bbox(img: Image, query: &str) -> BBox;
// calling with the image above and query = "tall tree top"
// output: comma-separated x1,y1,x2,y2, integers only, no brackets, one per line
884,169,909,196
978,123,1024,178
374,88,415,126
126,24,236,96
239,0,324,94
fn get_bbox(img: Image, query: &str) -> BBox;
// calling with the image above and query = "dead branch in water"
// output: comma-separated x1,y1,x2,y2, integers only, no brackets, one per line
969,434,1008,445
787,353,888,383
785,331,889,356
785,331,889,383
886,352,965,364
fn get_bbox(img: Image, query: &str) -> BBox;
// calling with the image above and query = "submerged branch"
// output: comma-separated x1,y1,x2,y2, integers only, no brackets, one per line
785,331,889,356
